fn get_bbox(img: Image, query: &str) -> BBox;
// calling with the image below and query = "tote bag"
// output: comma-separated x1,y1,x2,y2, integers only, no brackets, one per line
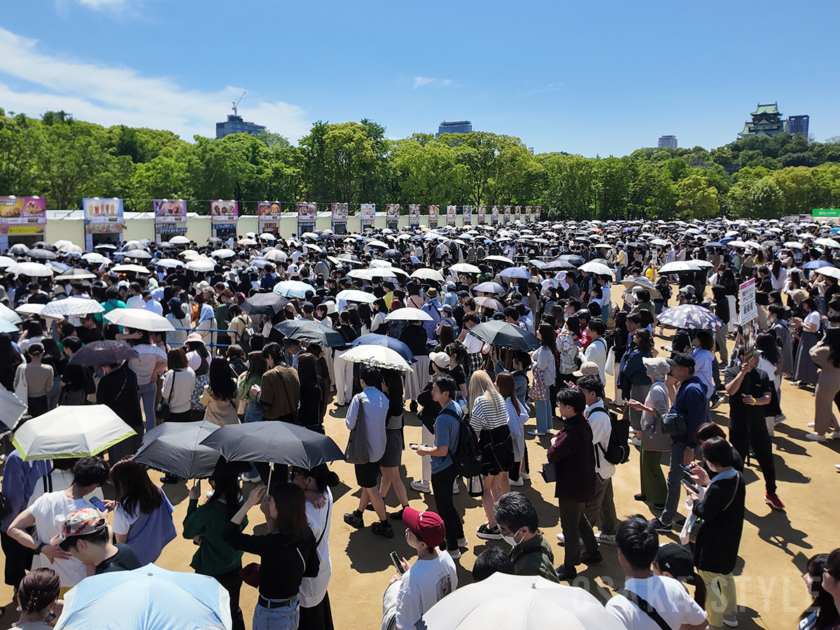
345,398,371,465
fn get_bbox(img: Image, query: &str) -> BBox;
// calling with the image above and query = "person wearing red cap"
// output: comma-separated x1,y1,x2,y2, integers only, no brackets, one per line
390,507,457,630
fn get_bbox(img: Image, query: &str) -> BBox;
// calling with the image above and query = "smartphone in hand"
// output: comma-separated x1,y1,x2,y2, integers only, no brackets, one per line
409,443,421,450
390,551,405,575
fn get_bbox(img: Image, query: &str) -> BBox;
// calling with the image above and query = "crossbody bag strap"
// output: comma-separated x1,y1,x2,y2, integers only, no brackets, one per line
315,494,331,548
620,589,673,630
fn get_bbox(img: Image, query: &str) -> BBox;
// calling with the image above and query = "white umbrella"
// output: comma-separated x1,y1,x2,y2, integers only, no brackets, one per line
0,388,27,432
578,261,614,277
180,250,202,259
649,238,671,246
815,238,840,249
385,308,432,322
450,263,482,274
15,304,46,317
81,252,110,264
41,298,104,318
58,244,84,256
365,240,389,249
818,267,840,281
0,303,23,325
264,250,288,262
155,259,185,268
483,255,515,265
211,249,236,259
338,345,411,372
169,235,190,245
783,242,804,249
421,573,626,630
6,262,53,277
691,259,714,268
238,238,258,246
0,256,16,268
259,233,276,241
110,264,151,274
124,250,153,260
411,268,446,283
55,270,97,281
0,318,17,333
336,289,376,304
186,258,217,272
104,309,176,332
658,261,701,274
12,405,137,461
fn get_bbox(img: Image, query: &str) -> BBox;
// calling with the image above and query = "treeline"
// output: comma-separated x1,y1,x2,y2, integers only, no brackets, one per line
1,108,839,219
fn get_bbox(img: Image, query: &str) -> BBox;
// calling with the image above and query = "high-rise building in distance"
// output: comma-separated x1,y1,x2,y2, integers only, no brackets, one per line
216,115,266,140
657,135,678,149
437,121,473,136
788,115,810,137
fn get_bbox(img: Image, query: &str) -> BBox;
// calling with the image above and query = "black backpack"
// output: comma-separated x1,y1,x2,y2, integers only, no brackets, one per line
440,408,482,479
591,407,630,466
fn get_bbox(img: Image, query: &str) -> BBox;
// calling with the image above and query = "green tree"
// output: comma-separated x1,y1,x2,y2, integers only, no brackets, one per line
41,119,109,209
675,173,719,218
0,112,47,196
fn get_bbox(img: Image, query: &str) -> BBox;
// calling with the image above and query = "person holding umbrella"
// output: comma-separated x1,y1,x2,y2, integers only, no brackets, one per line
98,358,144,463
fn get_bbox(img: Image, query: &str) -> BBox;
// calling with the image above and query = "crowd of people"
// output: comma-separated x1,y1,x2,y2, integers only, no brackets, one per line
0,216,838,630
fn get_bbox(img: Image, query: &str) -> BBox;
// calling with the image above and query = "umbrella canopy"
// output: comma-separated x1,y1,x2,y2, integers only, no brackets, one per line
657,304,724,330
482,255,515,266
273,280,316,299
155,259,185,269
620,278,662,300
169,235,191,245
474,296,506,312
473,282,507,294
134,421,249,480
0,317,22,334
558,254,585,266
55,269,98,281
658,261,701,274
185,258,217,272
815,238,840,249
803,260,834,270
27,249,57,261
68,340,139,367
382,249,402,260
450,263,482,274
0,302,24,325
211,249,236,259
124,250,153,260
0,255,16,268
337,345,412,372
420,572,626,630
385,307,433,322
81,252,111,264
411,268,446,283
541,259,576,271
578,261,614,277
13,404,136,461
8,243,29,255
104,309,176,332
201,422,345,469
817,267,840,281
273,319,345,347
6,262,53,277
468,320,539,351
241,293,290,316
41,297,104,318
336,289,376,304
56,563,232,630
111,264,151,274
263,249,288,262
350,333,414,362
0,388,27,433
498,267,532,280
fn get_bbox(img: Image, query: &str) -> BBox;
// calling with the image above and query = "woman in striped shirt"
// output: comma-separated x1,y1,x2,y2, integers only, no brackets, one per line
470,370,515,540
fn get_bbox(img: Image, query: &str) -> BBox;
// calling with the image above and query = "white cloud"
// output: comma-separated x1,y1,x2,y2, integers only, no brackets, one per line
0,27,312,142
412,77,457,89
77,0,126,7
413,77,435,89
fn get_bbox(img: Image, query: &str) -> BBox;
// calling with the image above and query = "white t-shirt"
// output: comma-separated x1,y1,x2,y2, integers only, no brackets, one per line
299,488,333,608
112,503,140,536
805,310,821,330
395,552,457,630
27,470,78,508
606,575,706,630
126,295,145,309
29,490,105,587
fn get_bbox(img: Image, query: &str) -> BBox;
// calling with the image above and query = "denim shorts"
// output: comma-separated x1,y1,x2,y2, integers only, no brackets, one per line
253,600,299,630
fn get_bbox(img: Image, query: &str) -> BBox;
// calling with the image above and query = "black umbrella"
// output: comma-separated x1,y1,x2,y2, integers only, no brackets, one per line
382,249,402,260
134,421,249,479
274,320,345,347
558,254,585,267
68,340,138,366
242,292,290,316
200,422,345,469
467,320,540,351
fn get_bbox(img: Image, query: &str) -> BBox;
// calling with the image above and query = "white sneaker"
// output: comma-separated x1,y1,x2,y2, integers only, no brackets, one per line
448,548,462,559
410,480,431,493
830,431,840,440
835,464,840,471
555,532,584,546
628,436,642,447
509,477,525,487
806,432,827,442
807,422,815,428
457,537,469,548
520,472,530,480
722,614,739,627
452,481,460,495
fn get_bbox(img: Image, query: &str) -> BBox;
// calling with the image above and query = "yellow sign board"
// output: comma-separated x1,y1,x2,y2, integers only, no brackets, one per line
7,226,44,235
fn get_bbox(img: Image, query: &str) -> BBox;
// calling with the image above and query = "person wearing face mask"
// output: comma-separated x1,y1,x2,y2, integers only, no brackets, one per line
493,492,559,583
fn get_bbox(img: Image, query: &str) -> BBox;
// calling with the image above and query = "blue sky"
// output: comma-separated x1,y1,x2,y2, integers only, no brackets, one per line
2,0,838,157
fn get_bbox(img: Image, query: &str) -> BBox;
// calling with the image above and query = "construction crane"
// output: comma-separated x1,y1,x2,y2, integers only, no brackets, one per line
232,92,246,117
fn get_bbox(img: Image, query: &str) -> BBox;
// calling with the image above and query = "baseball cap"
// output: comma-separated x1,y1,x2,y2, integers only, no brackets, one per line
667,353,695,369
655,543,694,578
301,302,314,313
456,291,469,298
402,507,446,549
442,304,453,313
573,361,600,377
50,508,107,546
429,352,450,369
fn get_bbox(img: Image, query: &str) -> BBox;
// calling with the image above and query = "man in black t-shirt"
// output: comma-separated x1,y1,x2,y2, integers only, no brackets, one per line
55,507,141,575
724,352,784,510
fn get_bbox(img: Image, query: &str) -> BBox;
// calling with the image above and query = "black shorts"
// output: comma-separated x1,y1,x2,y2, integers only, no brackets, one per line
354,461,381,488
380,429,403,468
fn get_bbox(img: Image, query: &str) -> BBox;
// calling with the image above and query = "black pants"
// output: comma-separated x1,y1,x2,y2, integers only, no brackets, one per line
300,592,335,630
212,566,245,630
1,530,32,588
549,384,558,419
729,415,776,495
430,464,464,550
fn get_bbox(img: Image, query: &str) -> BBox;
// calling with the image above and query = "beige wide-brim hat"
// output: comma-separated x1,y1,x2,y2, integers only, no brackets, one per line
642,357,670,382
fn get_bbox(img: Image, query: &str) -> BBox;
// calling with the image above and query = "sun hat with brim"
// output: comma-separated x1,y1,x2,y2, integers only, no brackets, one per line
50,508,107,546
402,506,446,549
573,361,600,378
185,332,205,344
642,357,671,382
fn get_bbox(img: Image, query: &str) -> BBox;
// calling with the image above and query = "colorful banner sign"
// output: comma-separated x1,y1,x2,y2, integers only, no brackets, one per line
0,196,46,226
386,204,400,229
478,206,486,224
297,202,317,221
739,279,757,324
812,208,840,218
211,200,238,222
428,205,439,228
525,206,532,222
409,204,420,226
153,199,187,223
260,221,279,233
514,206,521,222
258,201,282,221
503,206,511,223
3,225,45,235
446,205,457,226
535,206,542,220
361,204,375,227
155,223,187,235
83,198,124,224
491,206,500,225
213,223,237,239
86,223,122,235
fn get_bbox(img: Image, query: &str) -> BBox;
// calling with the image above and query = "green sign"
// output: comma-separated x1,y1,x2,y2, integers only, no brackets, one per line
812,208,840,218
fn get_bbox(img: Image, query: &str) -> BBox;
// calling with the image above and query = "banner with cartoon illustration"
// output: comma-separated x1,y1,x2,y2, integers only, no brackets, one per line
428,205,439,228
447,205,457,226
361,204,375,228
514,206,521,222
491,205,499,225
503,206,511,224
258,201,282,221
153,199,187,223
386,204,400,229
463,205,473,225
409,204,420,226
478,206,486,224
526,206,532,222
331,203,348,234
535,206,542,220
211,200,238,222
297,202,317,236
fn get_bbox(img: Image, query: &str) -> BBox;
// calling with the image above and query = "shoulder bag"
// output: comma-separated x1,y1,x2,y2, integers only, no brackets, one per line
660,412,687,436
156,371,175,421
345,397,371,465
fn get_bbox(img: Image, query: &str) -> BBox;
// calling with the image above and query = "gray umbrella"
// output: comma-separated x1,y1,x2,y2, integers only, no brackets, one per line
68,340,138,366
274,320,345,347
201,422,345,469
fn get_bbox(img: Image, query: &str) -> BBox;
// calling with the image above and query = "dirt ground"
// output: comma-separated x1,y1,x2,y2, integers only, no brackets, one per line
0,329,838,630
